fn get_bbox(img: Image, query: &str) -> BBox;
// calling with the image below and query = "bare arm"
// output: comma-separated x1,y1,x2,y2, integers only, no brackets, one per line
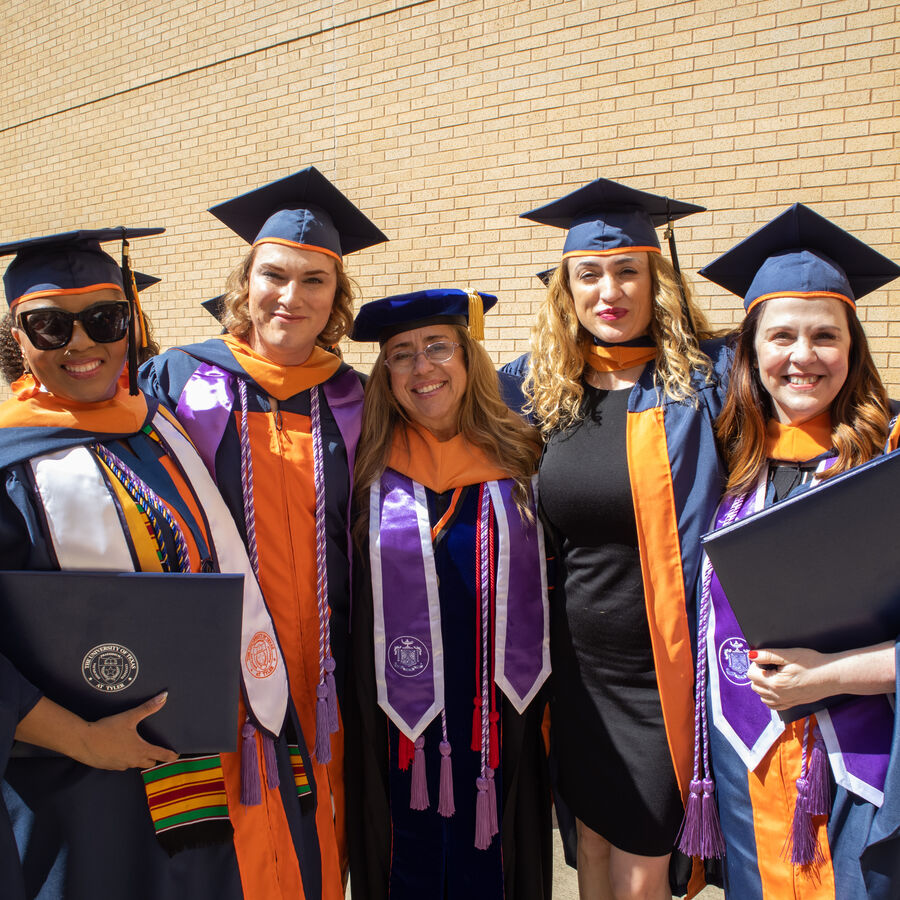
748,643,896,711
14,692,178,770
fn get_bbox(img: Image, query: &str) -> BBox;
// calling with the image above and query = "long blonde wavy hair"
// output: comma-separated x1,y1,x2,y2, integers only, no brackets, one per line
221,245,357,348
354,324,542,540
525,253,716,435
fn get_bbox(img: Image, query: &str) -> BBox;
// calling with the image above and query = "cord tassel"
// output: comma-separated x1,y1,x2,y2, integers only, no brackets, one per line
410,736,429,810
240,720,262,806
789,784,823,866
398,733,415,772
789,719,826,866
488,711,500,770
438,740,455,817
805,735,830,816
324,656,339,734
262,733,280,790
314,682,332,764
486,766,499,837
474,777,492,849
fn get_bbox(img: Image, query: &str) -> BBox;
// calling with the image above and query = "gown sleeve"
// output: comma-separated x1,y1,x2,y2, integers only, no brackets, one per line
344,532,391,900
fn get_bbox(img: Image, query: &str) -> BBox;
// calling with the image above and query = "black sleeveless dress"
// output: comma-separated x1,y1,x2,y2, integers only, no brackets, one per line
539,384,683,855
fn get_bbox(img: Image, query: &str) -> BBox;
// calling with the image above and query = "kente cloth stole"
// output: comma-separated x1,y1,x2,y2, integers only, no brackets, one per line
368,471,550,741
27,412,290,849
704,462,893,807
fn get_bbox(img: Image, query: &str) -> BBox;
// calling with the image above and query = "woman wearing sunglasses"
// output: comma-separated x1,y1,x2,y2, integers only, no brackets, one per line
345,290,551,900
0,229,317,900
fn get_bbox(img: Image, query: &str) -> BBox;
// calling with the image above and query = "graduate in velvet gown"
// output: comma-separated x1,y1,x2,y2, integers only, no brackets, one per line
346,289,552,899
139,167,388,899
506,178,732,899
0,229,319,899
687,204,900,899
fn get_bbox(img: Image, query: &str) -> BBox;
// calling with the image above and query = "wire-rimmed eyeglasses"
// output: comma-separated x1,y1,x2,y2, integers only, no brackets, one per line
383,340,461,373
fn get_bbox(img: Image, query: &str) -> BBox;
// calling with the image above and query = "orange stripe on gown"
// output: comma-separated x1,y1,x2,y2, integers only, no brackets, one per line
626,407,704,896
246,407,347,898
159,437,307,898
220,698,307,900
748,718,835,899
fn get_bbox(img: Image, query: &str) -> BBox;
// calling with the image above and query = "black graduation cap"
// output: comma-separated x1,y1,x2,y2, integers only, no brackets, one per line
0,228,163,309
208,166,388,260
352,289,498,344
699,203,900,312
133,272,161,292
536,268,554,287
520,178,704,258
201,294,227,325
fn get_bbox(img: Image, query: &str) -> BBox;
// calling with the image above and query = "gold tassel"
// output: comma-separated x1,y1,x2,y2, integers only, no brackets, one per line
466,288,484,342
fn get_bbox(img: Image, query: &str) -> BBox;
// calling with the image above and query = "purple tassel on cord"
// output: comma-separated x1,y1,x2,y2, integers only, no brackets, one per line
438,740,455,817
241,721,262,806
262,733,280,790
314,683,332,764
486,767,499,837
410,736,429,810
677,779,704,856
474,777,493,850
805,736,830,816
790,776,821,866
324,656,339,734
700,777,725,857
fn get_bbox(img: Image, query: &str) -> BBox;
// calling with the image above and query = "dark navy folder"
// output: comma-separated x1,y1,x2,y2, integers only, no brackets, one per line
0,571,243,754
702,449,900,721
702,448,900,655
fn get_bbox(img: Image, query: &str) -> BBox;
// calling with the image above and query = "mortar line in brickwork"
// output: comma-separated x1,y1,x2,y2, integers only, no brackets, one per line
0,0,434,136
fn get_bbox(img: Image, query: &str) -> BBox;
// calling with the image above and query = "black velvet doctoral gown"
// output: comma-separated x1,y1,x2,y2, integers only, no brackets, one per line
346,482,552,900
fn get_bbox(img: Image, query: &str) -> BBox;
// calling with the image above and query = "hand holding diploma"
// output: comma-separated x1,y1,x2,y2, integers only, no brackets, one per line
749,642,896,711
15,691,178,770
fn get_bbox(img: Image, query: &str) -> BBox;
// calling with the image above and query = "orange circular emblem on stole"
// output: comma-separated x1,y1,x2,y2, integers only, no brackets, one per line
245,631,278,678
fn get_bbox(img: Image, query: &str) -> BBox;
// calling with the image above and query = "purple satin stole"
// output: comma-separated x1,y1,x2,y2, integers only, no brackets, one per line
707,479,894,806
176,363,234,477
370,471,549,741
177,362,363,479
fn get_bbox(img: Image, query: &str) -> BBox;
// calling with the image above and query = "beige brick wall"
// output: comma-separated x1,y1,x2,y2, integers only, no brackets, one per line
1,0,898,389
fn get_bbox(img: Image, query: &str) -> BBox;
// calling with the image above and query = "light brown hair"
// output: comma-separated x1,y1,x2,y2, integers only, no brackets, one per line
717,301,890,496
353,324,542,540
221,245,356,348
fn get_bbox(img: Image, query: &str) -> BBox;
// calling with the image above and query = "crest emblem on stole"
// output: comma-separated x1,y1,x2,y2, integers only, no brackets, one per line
388,636,430,678
718,637,752,686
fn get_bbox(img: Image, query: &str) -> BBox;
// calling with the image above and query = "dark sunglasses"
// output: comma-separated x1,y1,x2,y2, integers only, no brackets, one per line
17,301,131,351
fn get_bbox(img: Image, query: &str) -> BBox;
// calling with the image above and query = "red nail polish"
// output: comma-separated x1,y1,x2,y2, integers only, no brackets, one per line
748,650,758,660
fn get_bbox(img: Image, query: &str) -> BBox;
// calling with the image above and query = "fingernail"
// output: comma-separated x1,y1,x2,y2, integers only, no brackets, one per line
157,691,168,703
748,651,758,660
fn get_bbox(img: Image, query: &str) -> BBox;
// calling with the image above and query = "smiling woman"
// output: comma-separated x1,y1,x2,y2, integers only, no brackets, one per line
139,166,389,900
0,227,303,900
506,178,732,900
382,324,467,440
243,244,339,365
346,289,551,900
12,288,130,403
692,203,900,899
